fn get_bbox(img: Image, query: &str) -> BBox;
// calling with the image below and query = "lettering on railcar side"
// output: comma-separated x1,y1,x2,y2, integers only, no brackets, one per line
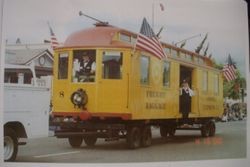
146,103,166,110
145,91,166,110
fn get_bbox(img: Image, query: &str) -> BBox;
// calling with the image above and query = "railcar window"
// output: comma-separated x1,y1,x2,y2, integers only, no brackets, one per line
171,49,178,57
72,50,96,82
164,47,171,56
180,52,186,59
193,57,198,63
198,57,204,65
102,51,123,79
140,56,150,85
58,53,69,79
163,61,170,87
186,54,192,61
214,74,219,95
131,37,137,45
120,33,131,43
202,71,208,92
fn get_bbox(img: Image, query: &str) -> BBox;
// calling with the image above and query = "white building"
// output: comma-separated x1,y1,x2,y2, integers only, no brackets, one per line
4,43,54,83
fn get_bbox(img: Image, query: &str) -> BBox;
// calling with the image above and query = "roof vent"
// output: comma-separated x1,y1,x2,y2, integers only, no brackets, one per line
94,22,110,27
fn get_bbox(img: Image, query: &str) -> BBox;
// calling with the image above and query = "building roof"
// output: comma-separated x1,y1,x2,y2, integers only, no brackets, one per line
5,48,52,65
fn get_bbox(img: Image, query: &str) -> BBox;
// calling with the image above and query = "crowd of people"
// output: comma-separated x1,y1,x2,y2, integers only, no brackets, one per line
221,102,247,122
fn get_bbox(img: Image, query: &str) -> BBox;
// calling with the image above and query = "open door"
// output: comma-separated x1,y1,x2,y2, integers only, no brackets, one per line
179,65,200,117
179,66,193,114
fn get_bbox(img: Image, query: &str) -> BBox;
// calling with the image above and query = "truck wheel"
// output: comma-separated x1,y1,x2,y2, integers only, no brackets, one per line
160,126,169,138
208,121,216,136
168,126,176,137
83,136,97,147
126,126,141,149
141,126,152,147
201,124,209,137
4,128,18,161
68,137,83,148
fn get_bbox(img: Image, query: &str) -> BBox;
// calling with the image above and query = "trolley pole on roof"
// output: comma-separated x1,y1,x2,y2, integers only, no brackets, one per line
174,34,202,47
79,11,109,26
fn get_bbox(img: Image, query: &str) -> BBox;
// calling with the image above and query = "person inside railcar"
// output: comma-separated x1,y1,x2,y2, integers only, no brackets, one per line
179,80,194,126
78,53,96,82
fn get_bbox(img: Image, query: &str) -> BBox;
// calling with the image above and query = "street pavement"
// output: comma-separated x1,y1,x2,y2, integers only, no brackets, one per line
13,120,246,163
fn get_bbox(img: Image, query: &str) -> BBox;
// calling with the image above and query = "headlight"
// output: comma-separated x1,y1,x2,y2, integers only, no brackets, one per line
70,89,88,108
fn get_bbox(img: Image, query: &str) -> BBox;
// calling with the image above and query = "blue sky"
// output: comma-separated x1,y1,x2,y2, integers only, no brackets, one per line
2,0,249,76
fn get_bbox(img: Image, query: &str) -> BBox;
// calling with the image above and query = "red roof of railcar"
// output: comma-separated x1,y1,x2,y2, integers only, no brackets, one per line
63,26,133,48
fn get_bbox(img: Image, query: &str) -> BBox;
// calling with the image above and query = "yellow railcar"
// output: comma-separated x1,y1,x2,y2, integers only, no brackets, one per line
52,24,223,148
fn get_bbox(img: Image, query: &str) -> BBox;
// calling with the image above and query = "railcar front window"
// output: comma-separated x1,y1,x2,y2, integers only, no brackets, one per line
102,51,123,79
72,50,96,82
58,53,69,79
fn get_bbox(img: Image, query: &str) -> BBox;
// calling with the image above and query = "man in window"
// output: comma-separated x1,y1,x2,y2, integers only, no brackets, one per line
79,53,96,82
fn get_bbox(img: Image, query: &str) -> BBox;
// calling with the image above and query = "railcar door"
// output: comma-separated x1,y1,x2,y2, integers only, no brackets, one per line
53,51,71,112
98,50,129,114
179,65,200,117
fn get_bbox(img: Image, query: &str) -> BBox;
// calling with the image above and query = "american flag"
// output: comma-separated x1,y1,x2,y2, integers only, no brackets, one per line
48,23,59,50
136,18,166,60
223,54,237,82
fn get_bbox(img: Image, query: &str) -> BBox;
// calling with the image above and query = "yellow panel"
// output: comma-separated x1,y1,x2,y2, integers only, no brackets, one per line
52,47,223,120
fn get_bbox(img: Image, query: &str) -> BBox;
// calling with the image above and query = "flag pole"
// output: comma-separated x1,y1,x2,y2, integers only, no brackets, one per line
152,2,155,31
132,33,139,56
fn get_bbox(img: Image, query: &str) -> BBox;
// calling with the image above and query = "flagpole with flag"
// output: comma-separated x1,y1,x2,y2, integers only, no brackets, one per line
152,2,164,31
47,22,59,50
135,18,166,60
223,54,237,82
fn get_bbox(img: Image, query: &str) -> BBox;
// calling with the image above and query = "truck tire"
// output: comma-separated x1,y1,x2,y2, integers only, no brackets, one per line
4,128,18,161
141,126,152,147
208,121,216,137
168,125,176,137
126,126,141,149
160,125,169,138
201,124,209,137
68,137,83,148
83,136,97,147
